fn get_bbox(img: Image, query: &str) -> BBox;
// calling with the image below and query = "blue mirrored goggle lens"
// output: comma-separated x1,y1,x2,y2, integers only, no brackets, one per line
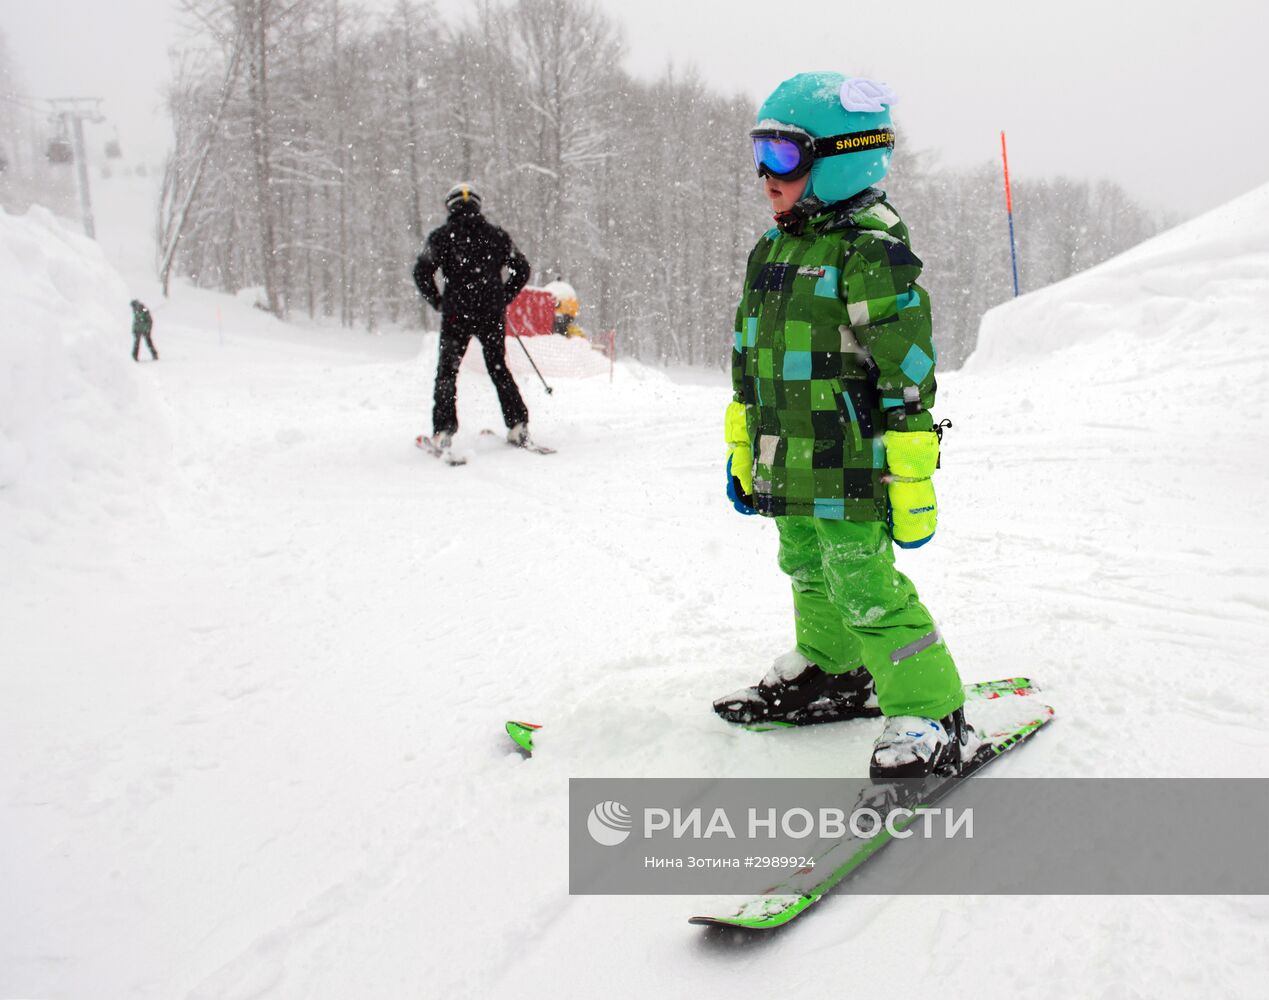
752,137,806,176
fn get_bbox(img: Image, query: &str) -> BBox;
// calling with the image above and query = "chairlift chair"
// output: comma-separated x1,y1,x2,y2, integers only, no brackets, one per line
47,137,74,164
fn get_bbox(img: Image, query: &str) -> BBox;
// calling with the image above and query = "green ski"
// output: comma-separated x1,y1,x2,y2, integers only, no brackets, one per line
689,692,1054,930
739,676,1038,731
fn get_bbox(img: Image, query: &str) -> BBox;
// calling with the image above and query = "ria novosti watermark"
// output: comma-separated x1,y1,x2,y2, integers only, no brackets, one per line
570,778,1269,895
572,778,977,895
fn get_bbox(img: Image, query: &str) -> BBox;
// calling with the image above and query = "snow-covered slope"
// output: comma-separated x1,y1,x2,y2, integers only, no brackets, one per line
944,180,1269,782
971,180,1269,369
3,176,1268,1000
0,206,170,556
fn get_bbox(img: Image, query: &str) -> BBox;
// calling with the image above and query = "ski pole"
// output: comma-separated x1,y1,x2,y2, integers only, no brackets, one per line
511,332,554,395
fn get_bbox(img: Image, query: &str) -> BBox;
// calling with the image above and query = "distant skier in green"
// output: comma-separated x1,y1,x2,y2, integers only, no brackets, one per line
714,72,977,781
130,299,157,362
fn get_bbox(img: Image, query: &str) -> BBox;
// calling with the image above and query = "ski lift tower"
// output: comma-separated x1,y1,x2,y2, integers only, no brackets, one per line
48,97,105,239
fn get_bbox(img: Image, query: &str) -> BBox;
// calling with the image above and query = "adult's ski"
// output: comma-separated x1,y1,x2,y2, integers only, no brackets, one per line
415,434,466,466
481,428,556,455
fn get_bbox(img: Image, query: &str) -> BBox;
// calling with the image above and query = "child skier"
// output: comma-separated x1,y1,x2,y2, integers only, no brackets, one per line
714,72,977,781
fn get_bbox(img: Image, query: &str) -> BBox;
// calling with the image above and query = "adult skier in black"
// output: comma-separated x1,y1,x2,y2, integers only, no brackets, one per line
413,183,533,451
130,299,158,361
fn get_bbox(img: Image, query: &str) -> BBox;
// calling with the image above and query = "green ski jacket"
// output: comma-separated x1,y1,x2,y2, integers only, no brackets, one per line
731,189,939,521
131,302,152,337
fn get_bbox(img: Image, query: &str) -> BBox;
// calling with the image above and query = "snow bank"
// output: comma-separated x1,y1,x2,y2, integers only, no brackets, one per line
968,180,1269,371
0,206,168,537
461,329,615,380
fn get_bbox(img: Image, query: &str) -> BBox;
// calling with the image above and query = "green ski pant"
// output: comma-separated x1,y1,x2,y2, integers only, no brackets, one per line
776,517,964,719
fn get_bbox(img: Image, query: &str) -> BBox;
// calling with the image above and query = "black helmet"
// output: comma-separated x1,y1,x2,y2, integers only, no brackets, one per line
444,182,481,210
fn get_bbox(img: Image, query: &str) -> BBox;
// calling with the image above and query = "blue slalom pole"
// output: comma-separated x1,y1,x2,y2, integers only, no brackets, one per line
1001,130,1020,297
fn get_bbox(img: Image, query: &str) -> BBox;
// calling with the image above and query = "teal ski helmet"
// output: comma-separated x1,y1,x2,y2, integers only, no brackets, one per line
754,72,897,203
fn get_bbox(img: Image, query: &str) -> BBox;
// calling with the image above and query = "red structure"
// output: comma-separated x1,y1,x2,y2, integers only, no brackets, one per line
505,288,555,337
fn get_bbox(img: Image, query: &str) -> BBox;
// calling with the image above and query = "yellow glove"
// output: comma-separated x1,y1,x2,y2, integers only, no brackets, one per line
725,401,755,513
883,430,939,548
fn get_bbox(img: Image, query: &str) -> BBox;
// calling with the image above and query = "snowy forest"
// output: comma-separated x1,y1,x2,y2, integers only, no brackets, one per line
7,0,1164,369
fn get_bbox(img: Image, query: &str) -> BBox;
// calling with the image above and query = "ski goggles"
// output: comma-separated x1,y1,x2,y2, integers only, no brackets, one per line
750,127,896,181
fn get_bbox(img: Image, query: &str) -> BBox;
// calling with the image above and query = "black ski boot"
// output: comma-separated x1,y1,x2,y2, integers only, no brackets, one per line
713,650,879,726
868,706,981,781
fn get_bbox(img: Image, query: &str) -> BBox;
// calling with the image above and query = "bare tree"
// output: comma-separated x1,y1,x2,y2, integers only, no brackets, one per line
159,0,1164,368
158,29,246,296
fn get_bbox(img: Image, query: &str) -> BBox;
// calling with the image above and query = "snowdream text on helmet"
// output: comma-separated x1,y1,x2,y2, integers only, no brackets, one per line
831,128,895,152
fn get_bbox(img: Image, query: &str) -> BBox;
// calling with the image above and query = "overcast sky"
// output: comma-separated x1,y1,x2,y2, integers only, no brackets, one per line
6,0,1268,219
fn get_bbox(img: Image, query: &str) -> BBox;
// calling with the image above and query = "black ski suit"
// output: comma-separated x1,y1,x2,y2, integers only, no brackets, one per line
413,202,531,435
